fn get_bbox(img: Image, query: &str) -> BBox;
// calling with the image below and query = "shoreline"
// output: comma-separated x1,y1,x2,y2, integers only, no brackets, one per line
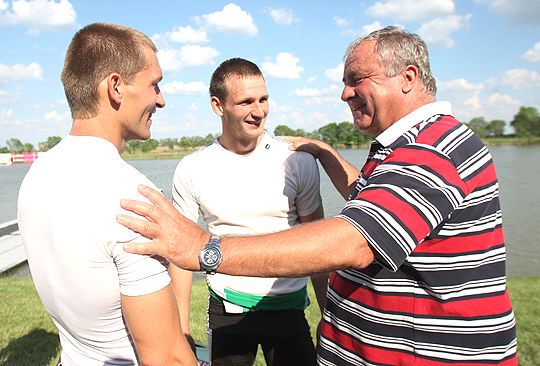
2,137,539,164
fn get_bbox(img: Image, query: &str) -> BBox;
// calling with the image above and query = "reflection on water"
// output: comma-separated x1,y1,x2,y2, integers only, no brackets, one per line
2,145,540,278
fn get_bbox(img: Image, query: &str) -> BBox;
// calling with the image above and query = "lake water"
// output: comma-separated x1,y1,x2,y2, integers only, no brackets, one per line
2,146,539,277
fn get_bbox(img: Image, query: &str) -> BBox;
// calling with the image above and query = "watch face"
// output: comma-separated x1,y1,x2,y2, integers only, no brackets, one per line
202,247,221,267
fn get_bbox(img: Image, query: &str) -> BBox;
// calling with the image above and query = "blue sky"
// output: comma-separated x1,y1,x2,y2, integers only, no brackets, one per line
1,0,539,147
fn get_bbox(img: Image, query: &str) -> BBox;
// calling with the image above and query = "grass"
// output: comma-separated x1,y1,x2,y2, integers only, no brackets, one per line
1,276,538,366
0,277,59,366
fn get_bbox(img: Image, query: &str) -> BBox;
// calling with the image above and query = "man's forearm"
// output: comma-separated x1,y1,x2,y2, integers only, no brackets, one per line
216,217,374,277
317,147,360,200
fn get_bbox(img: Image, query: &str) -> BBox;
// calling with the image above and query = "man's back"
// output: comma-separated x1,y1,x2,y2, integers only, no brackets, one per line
18,135,169,365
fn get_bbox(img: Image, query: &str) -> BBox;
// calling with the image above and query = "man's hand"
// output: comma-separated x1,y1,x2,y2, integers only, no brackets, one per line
116,184,209,271
280,135,331,159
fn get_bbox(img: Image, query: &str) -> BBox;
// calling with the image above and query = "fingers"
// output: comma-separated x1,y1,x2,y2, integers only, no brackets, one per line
137,184,167,206
122,240,156,255
120,196,154,216
120,197,166,227
117,213,159,239
137,184,179,217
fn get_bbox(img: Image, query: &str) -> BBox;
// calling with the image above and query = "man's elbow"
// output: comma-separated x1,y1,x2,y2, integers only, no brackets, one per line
348,240,375,270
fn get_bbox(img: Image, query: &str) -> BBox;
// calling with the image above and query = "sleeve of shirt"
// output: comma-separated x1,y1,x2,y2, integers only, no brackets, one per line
110,237,171,297
338,144,469,271
107,171,171,297
171,157,200,222
293,151,323,217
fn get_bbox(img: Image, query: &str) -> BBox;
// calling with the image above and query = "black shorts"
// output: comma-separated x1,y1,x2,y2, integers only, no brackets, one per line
208,296,317,366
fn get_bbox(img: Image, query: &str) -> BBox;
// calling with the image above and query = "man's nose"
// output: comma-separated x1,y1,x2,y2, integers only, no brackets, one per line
341,85,355,102
252,102,265,118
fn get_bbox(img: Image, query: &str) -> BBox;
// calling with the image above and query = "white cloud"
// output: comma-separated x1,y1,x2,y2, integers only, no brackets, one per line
306,76,317,83
463,93,481,109
303,97,322,106
444,89,523,124
0,108,14,120
0,0,76,33
152,26,208,49
438,78,484,92
168,26,208,44
162,81,207,95
332,16,349,28
366,0,454,22
0,62,43,80
325,63,344,83
487,93,521,107
478,0,540,26
198,3,257,36
488,68,540,90
157,45,219,72
294,88,321,97
294,84,342,98
361,21,385,36
523,42,540,62
262,52,303,79
187,102,197,112
485,93,522,122
266,7,298,25
417,14,471,47
43,109,70,124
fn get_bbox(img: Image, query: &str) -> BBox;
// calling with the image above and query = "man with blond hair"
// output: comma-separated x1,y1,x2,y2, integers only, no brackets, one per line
18,23,197,366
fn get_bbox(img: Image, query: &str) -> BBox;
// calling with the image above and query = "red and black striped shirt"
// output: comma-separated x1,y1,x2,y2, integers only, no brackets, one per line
319,102,517,365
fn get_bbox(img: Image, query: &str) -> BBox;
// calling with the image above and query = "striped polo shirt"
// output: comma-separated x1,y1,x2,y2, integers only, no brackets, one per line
318,102,517,365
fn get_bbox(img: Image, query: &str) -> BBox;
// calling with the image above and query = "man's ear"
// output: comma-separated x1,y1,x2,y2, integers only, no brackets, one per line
210,96,224,116
107,73,122,104
402,65,418,94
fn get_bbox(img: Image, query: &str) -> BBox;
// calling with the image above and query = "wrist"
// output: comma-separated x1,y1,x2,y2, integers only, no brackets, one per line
198,234,222,274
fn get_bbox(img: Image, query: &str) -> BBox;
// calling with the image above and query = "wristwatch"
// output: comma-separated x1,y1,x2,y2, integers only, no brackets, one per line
199,234,222,274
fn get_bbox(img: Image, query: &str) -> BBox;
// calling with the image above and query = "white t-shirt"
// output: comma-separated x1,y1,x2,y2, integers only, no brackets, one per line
17,135,170,365
172,132,322,313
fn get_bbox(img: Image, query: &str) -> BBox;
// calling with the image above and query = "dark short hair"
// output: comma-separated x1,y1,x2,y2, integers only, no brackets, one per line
209,58,264,101
61,22,157,119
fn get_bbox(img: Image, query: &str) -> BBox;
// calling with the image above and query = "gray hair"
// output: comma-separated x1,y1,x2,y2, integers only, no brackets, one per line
344,26,437,96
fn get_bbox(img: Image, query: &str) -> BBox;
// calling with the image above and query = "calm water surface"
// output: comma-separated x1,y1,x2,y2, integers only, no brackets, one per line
2,146,539,277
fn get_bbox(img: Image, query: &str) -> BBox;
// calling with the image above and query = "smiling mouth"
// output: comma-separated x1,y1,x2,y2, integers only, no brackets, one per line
350,102,366,113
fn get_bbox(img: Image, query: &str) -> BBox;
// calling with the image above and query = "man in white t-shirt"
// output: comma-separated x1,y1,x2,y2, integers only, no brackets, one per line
17,22,197,366
170,58,327,366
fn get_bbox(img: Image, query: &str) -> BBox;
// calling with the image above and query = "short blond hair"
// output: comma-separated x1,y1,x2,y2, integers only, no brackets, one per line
61,22,157,119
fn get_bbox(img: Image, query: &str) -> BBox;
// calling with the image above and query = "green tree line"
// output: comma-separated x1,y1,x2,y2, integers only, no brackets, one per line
2,106,539,153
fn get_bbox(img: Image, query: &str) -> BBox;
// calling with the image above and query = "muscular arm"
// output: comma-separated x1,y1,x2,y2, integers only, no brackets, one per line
118,186,375,278
121,284,197,366
283,136,360,199
219,216,373,277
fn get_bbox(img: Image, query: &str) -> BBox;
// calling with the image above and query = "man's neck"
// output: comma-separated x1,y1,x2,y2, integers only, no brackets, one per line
70,118,124,154
218,133,264,155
